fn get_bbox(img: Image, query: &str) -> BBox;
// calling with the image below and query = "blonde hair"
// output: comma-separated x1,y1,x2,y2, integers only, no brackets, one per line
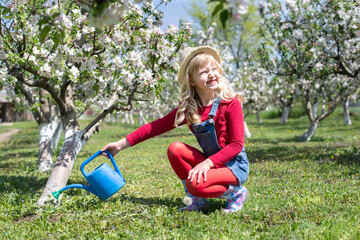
175,53,242,127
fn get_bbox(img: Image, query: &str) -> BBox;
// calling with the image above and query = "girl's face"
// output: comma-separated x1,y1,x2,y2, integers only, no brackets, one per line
189,58,220,98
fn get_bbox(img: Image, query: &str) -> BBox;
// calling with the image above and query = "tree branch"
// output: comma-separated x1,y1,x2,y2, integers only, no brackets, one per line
80,86,126,140
304,89,314,123
42,82,67,115
17,81,42,123
20,64,51,86
61,79,72,101
8,66,37,86
32,0,37,14
337,58,357,78
316,93,341,123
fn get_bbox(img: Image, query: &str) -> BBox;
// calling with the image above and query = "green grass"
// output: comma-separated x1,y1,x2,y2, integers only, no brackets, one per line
0,109,359,239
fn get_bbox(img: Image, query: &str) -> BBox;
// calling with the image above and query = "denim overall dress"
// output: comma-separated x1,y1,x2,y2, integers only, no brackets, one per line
192,99,249,186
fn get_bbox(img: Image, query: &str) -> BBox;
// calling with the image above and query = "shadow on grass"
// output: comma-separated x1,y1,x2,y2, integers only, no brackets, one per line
248,135,330,144
5,136,38,145
0,175,48,194
116,194,181,208
247,143,360,166
0,152,38,166
113,194,229,215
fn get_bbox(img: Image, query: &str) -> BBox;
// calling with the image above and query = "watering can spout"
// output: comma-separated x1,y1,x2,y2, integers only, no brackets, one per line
52,189,62,200
52,184,97,200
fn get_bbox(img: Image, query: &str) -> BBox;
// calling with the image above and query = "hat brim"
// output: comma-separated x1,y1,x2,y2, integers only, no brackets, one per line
177,46,221,83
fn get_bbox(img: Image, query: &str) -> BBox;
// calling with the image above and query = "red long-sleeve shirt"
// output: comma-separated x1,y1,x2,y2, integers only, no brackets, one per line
126,97,245,168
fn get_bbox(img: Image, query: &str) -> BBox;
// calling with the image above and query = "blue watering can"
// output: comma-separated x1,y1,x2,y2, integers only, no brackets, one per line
52,150,125,200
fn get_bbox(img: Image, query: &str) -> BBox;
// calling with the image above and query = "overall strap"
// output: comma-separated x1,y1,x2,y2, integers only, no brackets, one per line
208,98,221,118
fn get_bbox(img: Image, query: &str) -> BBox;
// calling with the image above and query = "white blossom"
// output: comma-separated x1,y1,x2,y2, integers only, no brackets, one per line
29,55,36,62
113,56,122,66
75,32,82,41
58,13,72,29
55,70,64,77
166,25,178,35
231,0,249,18
0,68,8,81
259,1,269,15
129,51,143,67
314,62,323,71
141,69,152,82
293,29,303,39
82,43,92,52
70,66,79,79
40,63,51,73
82,26,91,34
33,47,40,55
285,0,297,12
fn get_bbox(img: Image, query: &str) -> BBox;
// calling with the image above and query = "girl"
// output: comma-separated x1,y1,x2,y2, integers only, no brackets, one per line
101,46,249,213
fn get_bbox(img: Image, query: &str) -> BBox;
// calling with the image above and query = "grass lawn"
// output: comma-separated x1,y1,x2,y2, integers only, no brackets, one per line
0,109,359,239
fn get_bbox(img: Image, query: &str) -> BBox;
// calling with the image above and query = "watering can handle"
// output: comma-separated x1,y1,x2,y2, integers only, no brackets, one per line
80,150,124,179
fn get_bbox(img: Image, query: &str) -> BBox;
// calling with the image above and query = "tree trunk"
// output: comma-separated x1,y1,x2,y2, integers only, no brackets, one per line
256,111,262,124
139,110,148,125
244,121,251,138
300,122,318,142
106,114,116,123
280,106,290,125
37,127,85,205
52,120,63,150
38,118,63,172
343,98,352,126
312,102,318,119
122,111,134,124
122,112,129,123
129,111,134,124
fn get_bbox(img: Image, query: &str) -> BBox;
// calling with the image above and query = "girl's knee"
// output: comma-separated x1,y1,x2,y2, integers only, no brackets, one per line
185,179,206,196
167,141,186,156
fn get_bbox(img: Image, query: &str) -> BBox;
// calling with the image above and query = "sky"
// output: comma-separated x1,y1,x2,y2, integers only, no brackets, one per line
155,0,194,29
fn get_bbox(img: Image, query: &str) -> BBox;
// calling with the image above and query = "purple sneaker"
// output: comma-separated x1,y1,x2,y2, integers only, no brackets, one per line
223,186,248,213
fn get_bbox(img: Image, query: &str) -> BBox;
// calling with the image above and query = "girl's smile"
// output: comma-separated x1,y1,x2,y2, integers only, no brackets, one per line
206,79,217,85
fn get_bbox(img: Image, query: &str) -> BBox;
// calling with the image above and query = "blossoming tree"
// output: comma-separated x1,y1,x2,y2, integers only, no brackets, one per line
259,0,360,141
0,0,191,204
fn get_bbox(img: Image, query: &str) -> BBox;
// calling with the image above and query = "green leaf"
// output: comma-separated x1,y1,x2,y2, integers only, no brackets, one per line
212,3,224,17
51,29,66,49
38,17,50,29
52,32,60,49
51,12,60,19
39,25,51,43
219,9,229,28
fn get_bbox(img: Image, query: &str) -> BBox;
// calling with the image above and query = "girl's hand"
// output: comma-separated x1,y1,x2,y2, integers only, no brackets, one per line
188,158,214,184
101,138,130,157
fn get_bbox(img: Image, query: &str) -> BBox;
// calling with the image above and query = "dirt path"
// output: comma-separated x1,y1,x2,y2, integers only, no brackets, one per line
0,128,21,143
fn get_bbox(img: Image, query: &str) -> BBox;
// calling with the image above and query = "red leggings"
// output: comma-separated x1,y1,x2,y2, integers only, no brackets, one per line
167,141,239,198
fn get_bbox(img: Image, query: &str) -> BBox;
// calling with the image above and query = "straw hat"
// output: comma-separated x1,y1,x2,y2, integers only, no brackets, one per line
177,46,221,83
